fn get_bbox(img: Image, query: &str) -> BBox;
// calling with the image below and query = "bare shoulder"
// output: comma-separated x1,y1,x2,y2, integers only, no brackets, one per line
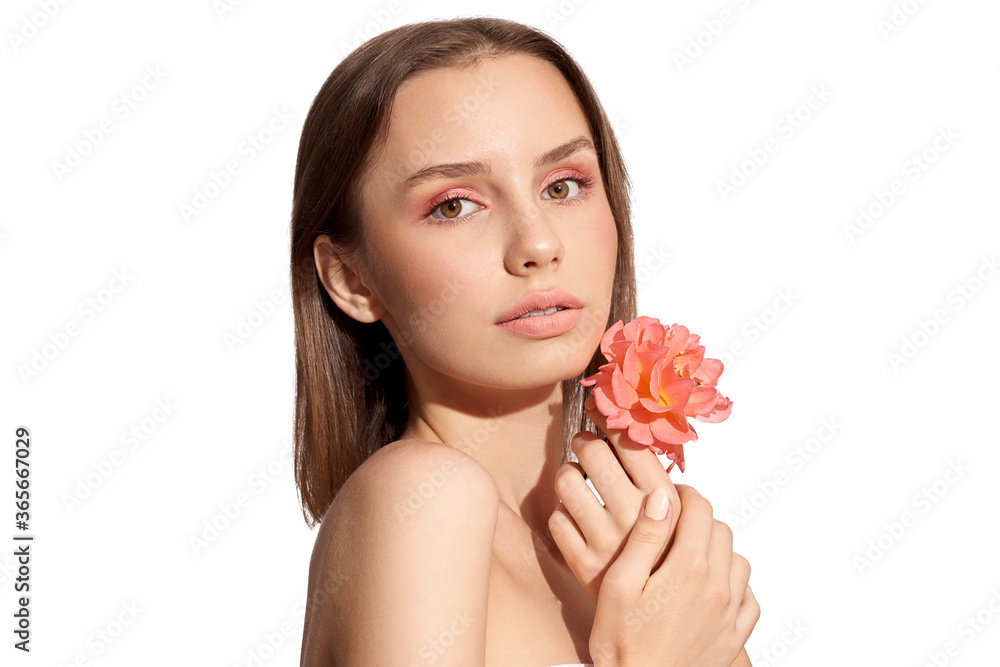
355,437,499,507
300,438,500,666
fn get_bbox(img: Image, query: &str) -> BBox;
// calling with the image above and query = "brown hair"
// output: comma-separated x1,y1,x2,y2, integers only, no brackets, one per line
290,16,637,528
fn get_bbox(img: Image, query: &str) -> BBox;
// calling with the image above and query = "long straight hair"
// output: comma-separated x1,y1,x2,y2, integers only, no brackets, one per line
290,16,638,528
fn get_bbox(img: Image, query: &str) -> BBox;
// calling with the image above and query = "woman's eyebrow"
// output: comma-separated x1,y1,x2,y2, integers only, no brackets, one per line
400,135,595,192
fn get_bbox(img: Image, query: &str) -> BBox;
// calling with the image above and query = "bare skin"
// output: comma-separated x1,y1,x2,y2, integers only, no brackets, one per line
303,53,756,665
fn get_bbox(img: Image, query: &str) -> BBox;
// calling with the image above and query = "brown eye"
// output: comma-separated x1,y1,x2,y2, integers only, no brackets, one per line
546,180,569,199
429,197,481,221
440,199,462,218
543,178,583,201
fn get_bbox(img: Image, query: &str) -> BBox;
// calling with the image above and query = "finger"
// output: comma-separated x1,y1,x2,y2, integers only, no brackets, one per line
662,484,714,567
735,584,760,642
571,431,635,512
585,397,675,493
553,461,608,545
729,552,751,600
605,487,674,596
706,518,734,595
547,502,586,562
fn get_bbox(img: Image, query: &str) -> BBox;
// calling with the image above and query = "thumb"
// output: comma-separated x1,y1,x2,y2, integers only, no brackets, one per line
606,487,675,594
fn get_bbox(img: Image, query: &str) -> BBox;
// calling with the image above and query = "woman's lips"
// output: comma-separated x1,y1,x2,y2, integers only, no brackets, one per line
495,307,582,338
495,287,584,324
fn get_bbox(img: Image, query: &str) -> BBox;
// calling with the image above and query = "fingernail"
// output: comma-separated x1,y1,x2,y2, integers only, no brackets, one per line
644,487,670,521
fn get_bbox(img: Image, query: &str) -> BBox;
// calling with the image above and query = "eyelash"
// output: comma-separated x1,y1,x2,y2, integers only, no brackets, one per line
422,173,598,222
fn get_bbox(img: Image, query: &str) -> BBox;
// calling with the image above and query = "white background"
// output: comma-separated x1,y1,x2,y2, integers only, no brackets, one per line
3,0,999,665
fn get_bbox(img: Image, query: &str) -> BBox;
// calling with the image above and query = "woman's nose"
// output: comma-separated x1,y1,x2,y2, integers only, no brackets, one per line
502,198,566,275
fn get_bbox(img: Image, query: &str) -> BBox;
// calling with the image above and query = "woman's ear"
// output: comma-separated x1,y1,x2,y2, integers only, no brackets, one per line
313,235,386,323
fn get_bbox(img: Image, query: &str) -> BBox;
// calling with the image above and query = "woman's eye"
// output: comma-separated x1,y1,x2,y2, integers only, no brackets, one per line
427,177,589,221
431,197,479,220
542,178,582,200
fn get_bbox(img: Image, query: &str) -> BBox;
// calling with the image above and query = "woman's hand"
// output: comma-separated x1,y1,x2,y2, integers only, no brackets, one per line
588,484,759,667
548,396,681,603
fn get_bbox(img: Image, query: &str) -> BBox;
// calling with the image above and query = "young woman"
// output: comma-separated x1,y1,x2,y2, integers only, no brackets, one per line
291,16,759,666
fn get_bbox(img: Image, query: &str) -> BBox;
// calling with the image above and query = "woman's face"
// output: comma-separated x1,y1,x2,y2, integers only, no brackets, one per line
354,54,618,394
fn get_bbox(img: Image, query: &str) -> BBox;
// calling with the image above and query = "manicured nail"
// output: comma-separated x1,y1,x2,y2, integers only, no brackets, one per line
644,487,670,521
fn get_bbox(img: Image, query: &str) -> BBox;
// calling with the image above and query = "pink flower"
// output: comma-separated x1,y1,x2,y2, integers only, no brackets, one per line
579,316,732,473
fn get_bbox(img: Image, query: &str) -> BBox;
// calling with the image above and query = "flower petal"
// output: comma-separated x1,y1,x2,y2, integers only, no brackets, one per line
675,346,705,378
580,362,617,387
599,320,626,362
627,416,653,446
692,357,723,386
649,406,692,445
694,395,732,423
622,342,641,388
592,383,619,414
606,411,631,430
610,365,639,410
662,324,690,358
660,444,686,473
639,396,671,413
685,385,721,418
652,359,694,408
635,345,666,393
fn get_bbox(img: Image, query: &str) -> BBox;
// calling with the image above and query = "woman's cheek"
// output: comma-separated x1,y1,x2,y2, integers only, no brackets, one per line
577,207,618,272
397,259,472,329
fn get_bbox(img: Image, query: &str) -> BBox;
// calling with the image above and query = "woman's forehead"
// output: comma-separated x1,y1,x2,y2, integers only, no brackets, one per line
373,56,592,182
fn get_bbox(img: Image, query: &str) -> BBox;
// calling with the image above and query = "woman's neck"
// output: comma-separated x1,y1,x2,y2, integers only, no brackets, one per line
400,380,568,545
